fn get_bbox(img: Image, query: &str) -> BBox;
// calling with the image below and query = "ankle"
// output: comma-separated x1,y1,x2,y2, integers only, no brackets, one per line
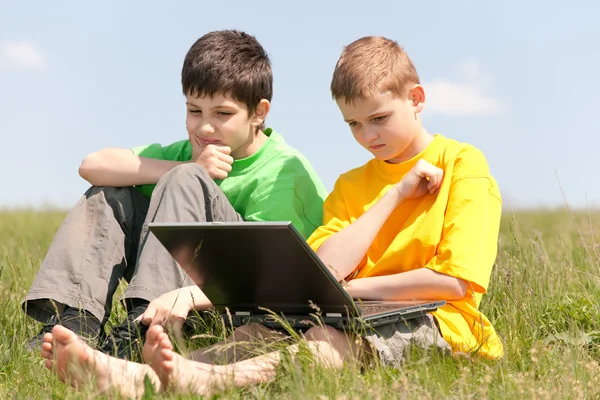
125,298,150,321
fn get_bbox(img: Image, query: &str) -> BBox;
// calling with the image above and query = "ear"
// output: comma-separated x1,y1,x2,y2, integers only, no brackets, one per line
409,85,426,114
250,99,271,127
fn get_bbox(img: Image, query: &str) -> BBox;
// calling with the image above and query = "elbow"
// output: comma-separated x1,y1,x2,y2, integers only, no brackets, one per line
446,278,469,300
79,151,104,185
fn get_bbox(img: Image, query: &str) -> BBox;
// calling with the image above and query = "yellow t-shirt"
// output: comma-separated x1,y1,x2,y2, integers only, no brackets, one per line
307,134,503,359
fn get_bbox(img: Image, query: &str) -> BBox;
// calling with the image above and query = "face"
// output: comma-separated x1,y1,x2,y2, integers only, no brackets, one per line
185,92,269,159
336,89,425,164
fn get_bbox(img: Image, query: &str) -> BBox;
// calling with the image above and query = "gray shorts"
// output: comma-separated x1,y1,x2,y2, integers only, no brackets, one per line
362,314,451,367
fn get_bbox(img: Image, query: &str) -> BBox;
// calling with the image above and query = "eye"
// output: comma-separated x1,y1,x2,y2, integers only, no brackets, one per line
217,111,233,116
348,121,359,128
188,109,201,114
372,115,387,123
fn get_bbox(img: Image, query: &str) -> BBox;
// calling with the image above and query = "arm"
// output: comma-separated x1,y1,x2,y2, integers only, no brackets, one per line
346,268,468,301
317,159,444,280
141,285,213,328
317,190,404,280
78,148,187,187
347,175,502,301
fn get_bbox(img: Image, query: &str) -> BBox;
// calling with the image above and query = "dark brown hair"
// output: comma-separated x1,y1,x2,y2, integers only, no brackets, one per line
182,30,272,117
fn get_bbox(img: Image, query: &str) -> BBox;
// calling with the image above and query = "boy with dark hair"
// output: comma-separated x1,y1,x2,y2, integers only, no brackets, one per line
26,30,327,360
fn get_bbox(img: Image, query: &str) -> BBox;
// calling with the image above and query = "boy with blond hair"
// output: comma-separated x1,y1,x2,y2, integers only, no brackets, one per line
40,36,503,397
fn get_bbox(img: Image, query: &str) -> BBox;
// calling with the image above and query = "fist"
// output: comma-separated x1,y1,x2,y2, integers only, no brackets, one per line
193,144,234,180
394,159,444,201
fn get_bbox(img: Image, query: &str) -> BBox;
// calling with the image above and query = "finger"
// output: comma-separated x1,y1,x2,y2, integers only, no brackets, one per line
141,306,157,326
429,173,441,192
415,162,437,180
423,166,443,187
150,311,167,327
216,159,233,173
427,180,436,193
207,167,228,180
216,151,234,166
213,145,232,155
166,316,185,334
434,170,444,191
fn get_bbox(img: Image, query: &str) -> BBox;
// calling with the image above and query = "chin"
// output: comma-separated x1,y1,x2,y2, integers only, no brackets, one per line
371,150,395,162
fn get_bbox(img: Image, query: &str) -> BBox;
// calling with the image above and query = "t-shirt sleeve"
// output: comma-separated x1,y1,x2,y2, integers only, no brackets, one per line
243,155,327,240
306,178,352,252
244,188,324,239
130,139,192,198
131,139,192,161
424,148,502,293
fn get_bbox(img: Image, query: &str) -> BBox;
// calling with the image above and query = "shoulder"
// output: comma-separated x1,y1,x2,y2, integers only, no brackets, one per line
436,136,501,201
262,130,322,178
252,130,327,195
436,136,492,181
332,160,377,192
132,139,191,160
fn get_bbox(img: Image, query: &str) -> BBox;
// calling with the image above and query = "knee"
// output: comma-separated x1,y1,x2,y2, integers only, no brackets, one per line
304,325,345,343
233,323,266,340
158,164,210,187
85,186,133,204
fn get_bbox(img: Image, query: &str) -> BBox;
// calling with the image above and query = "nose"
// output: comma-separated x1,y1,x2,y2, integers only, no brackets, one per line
362,126,379,142
199,122,215,136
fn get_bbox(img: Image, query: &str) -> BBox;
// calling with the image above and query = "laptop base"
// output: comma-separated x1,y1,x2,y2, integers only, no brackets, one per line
220,308,434,332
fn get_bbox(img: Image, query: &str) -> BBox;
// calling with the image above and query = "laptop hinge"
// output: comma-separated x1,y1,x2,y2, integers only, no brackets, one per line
325,313,342,317
235,311,251,316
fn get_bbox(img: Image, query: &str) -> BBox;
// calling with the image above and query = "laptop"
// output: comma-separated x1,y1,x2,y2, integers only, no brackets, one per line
148,221,445,331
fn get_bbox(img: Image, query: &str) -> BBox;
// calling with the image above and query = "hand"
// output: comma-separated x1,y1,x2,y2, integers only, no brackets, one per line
139,288,194,330
394,159,443,201
192,144,234,180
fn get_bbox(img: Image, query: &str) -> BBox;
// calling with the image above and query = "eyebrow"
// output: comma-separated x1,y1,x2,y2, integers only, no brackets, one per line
185,102,236,110
343,110,390,123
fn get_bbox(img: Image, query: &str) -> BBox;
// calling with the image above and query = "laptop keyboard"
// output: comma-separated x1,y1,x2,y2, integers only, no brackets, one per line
360,304,406,315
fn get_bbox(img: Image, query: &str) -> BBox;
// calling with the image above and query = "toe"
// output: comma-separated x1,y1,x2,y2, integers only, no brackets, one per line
159,336,173,351
160,348,174,362
51,325,77,344
145,325,165,345
40,349,53,359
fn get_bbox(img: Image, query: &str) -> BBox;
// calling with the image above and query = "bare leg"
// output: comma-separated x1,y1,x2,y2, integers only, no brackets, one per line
144,324,362,396
41,325,161,398
189,323,289,364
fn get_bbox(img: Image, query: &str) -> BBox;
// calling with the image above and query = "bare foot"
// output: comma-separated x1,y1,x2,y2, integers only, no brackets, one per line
144,325,223,395
41,325,160,398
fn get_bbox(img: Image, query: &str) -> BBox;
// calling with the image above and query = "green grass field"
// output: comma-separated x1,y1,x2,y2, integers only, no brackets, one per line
1,209,599,399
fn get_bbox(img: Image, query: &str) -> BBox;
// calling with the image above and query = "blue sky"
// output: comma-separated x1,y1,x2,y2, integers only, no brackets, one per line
1,1,598,209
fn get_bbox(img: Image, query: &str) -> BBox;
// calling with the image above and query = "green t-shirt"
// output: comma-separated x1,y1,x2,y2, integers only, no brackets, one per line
131,128,328,239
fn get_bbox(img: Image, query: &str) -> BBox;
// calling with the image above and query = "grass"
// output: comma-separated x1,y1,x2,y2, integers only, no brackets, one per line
1,208,600,399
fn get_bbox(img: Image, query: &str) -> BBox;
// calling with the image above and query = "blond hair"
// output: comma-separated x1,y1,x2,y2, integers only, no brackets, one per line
331,36,420,102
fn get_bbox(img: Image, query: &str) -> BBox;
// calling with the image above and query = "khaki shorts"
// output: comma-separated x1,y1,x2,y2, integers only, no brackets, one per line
362,314,452,367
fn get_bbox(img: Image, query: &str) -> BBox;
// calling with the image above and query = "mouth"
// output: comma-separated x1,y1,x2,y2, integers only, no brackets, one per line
369,144,385,151
198,138,222,146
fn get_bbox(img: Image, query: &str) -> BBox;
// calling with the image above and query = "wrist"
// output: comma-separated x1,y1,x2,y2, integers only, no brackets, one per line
386,189,405,206
345,279,359,298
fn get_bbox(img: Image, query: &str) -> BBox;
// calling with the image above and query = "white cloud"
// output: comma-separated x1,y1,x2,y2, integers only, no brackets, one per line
423,62,504,117
424,81,504,117
1,41,45,68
